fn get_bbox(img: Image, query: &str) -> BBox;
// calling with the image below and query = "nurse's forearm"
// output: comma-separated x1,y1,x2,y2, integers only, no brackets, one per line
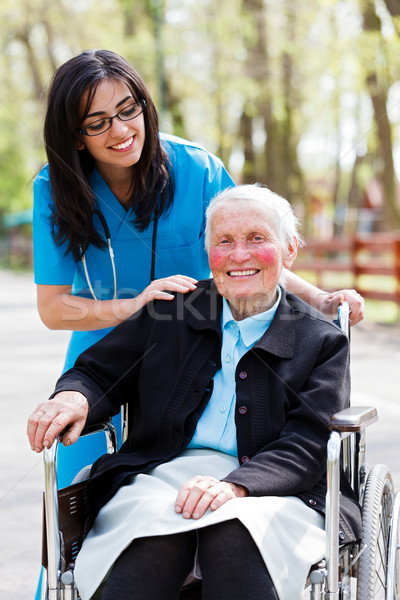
36,275,197,331
284,270,365,325
284,270,329,309
37,287,139,331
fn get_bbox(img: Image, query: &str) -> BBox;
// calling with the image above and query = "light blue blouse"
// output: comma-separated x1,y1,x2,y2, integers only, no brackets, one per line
188,288,282,456
33,133,235,372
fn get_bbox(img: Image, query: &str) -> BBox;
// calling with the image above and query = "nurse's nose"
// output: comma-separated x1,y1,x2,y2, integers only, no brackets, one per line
109,117,130,137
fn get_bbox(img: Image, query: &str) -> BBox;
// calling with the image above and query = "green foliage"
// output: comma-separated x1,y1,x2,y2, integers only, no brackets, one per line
0,0,400,232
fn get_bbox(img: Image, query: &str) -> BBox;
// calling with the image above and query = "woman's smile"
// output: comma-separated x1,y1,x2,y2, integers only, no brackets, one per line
110,136,135,152
227,269,260,277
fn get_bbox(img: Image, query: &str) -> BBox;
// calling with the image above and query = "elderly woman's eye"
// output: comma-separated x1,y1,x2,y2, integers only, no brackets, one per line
251,234,265,243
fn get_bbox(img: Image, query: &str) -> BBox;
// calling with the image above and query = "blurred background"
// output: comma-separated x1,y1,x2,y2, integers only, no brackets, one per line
1,0,400,322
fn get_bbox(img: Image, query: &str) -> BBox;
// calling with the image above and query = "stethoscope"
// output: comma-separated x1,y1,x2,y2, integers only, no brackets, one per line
80,208,159,300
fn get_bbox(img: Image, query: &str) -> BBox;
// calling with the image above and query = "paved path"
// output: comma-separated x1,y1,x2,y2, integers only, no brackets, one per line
0,269,399,600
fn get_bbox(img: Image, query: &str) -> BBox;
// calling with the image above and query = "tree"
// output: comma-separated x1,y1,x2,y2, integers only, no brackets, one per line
360,0,400,228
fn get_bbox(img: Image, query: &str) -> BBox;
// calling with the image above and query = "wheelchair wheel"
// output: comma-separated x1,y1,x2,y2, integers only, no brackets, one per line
386,491,400,600
356,464,394,600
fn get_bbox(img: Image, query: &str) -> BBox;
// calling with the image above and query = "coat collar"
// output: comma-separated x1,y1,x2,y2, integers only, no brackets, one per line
186,280,297,359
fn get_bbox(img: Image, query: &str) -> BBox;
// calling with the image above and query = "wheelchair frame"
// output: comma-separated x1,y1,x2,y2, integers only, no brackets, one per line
40,303,400,599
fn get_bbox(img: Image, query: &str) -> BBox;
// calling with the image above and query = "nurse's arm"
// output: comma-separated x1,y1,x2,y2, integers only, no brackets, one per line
37,275,198,331
284,270,365,325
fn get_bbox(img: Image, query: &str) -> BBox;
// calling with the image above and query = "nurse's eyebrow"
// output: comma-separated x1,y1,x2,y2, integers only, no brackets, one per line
85,95,134,119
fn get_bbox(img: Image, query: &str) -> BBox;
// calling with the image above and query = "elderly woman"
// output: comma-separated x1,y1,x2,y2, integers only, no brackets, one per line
28,185,362,600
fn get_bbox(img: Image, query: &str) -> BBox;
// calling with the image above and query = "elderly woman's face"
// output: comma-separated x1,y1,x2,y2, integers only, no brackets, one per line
208,203,296,311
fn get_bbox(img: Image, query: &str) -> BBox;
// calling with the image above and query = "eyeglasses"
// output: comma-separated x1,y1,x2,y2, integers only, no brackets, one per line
79,100,146,137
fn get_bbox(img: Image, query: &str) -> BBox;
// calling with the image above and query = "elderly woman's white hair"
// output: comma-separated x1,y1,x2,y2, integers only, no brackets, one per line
204,183,304,253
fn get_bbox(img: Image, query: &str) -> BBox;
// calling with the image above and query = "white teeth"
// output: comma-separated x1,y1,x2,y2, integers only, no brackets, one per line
229,270,258,277
112,137,133,150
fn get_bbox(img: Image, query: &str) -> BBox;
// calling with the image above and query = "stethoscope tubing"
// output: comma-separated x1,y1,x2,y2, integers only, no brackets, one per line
80,208,158,301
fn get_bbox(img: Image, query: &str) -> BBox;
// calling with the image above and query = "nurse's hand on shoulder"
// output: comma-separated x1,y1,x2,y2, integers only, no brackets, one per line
175,475,248,520
118,274,198,319
27,391,88,453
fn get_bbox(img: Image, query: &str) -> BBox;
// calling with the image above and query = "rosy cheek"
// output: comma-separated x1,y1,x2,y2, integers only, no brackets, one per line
208,247,227,272
254,246,280,266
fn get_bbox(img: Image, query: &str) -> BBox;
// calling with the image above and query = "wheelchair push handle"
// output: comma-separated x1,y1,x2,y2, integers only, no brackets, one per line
337,301,350,336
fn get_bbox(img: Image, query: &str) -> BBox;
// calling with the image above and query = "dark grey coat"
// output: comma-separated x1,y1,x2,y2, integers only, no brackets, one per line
54,280,362,542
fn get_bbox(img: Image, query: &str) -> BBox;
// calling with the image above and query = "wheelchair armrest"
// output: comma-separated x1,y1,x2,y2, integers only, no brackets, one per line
79,421,118,452
329,406,377,433
325,406,378,595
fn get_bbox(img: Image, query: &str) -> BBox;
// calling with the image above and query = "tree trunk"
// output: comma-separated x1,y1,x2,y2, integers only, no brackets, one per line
280,0,305,203
240,0,271,184
383,1,400,53
15,29,44,101
361,0,400,228
239,111,256,184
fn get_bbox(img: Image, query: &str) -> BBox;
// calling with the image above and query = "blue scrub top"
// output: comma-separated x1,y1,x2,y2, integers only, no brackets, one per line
33,133,235,371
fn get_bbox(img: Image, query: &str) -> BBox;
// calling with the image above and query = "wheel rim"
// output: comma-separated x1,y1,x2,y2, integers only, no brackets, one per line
386,492,400,599
356,464,394,600
374,487,393,597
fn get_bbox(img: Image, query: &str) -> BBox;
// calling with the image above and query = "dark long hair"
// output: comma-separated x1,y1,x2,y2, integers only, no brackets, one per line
44,49,173,260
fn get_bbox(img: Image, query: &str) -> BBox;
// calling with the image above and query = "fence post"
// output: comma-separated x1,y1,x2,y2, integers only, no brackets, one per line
351,236,360,292
395,237,400,306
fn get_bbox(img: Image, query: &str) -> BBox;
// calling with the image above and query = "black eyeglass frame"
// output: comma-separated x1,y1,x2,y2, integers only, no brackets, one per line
79,99,146,137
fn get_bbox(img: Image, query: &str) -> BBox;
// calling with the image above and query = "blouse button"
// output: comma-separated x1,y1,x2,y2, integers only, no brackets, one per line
238,406,247,415
239,371,248,380
241,456,250,464
308,499,317,507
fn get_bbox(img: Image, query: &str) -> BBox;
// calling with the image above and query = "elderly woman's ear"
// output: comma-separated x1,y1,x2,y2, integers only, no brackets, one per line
283,239,299,269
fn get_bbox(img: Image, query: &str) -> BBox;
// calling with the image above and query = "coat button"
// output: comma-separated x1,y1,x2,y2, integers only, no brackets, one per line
241,456,250,464
238,406,247,415
308,499,317,506
239,371,247,379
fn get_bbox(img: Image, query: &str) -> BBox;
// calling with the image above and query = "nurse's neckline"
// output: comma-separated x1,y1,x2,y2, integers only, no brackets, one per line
98,168,133,210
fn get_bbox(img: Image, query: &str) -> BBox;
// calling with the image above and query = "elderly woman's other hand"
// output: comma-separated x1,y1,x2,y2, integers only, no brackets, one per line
175,475,248,520
27,391,88,453
318,289,365,326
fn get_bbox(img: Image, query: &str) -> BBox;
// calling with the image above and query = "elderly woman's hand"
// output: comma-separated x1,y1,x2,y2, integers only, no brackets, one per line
27,391,88,453
318,289,365,326
175,475,248,520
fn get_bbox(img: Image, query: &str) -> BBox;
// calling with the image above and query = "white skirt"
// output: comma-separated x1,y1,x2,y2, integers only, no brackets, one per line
75,449,325,600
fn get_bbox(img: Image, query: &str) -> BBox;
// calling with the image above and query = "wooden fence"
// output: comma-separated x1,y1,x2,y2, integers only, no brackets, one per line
292,233,400,305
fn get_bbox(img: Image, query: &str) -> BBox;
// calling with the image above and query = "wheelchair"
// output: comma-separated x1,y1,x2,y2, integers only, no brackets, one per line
39,303,400,599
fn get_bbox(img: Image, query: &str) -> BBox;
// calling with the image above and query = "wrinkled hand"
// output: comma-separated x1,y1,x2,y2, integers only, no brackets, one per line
27,391,88,453
175,475,247,520
318,289,365,326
